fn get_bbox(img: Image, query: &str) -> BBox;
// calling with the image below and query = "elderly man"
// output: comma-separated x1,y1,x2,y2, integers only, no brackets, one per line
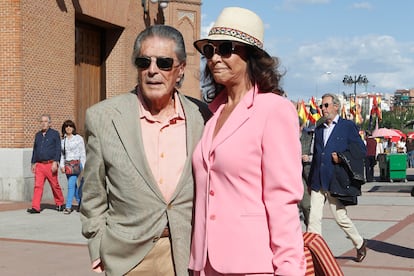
80,25,211,276
308,93,367,262
28,114,65,213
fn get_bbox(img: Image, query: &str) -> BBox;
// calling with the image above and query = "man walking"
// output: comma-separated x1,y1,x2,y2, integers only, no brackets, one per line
308,93,367,262
28,114,65,213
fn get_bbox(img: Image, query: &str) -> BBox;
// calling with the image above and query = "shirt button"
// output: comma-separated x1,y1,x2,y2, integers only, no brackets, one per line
209,190,215,196
210,214,216,220
160,152,165,158
159,178,163,184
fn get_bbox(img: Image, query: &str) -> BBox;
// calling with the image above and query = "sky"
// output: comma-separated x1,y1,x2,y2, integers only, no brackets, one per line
199,0,414,102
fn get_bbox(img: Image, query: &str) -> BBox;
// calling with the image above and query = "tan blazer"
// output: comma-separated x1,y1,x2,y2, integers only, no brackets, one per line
80,91,207,276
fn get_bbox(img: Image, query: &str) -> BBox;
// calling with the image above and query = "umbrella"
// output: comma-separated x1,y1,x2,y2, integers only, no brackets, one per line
391,129,406,139
407,132,414,139
372,128,402,138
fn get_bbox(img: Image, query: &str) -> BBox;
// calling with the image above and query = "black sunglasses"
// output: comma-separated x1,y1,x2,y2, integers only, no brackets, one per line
202,41,238,59
319,103,333,109
135,56,175,71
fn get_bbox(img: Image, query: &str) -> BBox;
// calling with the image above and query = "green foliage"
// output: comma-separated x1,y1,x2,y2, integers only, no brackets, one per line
361,106,414,132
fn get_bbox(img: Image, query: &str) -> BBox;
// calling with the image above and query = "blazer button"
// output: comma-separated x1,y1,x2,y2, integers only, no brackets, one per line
167,203,173,210
210,214,216,220
209,190,215,196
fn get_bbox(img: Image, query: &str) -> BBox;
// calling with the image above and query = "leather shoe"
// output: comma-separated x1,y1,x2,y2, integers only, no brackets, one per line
56,205,65,212
27,208,40,214
355,239,367,262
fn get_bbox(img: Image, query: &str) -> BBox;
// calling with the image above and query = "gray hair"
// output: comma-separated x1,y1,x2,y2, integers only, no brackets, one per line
132,25,186,66
321,93,341,113
40,114,51,123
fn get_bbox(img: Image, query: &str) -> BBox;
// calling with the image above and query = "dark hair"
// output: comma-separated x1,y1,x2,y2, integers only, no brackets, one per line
202,45,285,102
61,120,77,137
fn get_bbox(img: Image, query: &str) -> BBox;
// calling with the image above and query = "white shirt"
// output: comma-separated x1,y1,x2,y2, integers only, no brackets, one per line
60,134,86,168
323,115,339,146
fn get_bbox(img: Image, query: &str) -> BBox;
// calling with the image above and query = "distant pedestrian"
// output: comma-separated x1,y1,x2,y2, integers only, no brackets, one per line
365,132,377,182
300,120,313,228
308,93,368,262
59,120,85,214
27,114,65,214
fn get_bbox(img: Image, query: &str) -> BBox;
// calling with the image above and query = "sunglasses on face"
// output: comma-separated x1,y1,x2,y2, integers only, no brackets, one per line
135,56,175,71
202,41,239,59
319,103,333,109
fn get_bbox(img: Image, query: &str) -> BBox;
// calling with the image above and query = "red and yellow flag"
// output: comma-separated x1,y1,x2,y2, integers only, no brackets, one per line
308,97,321,123
298,100,308,125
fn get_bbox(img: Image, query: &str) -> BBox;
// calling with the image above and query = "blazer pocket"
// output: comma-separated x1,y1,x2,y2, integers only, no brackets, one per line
107,222,143,240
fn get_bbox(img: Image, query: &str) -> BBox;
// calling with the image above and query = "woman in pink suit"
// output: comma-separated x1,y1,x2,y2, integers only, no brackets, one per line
190,7,306,276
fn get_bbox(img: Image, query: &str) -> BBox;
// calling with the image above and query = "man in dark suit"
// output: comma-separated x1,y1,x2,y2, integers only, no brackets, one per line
80,25,210,276
308,93,368,262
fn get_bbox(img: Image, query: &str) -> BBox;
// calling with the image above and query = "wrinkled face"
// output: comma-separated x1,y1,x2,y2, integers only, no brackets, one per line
40,116,51,132
204,41,249,87
136,36,185,103
320,96,339,123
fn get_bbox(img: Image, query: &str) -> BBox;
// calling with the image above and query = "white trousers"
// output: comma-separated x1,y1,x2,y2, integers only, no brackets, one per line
308,190,364,249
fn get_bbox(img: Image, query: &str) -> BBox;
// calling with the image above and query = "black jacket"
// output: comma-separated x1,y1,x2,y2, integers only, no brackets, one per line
329,142,366,206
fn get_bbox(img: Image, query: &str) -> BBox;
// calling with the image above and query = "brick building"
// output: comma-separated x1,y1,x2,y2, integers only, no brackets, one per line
0,0,202,201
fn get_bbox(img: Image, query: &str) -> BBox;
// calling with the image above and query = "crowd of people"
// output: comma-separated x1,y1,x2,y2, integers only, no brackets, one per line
28,6,414,276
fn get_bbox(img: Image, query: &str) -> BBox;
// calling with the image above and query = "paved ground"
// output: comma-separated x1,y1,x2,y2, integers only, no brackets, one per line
0,167,413,275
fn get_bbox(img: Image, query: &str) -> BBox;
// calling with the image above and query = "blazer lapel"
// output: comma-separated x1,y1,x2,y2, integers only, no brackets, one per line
210,88,255,153
112,92,164,200
169,93,205,201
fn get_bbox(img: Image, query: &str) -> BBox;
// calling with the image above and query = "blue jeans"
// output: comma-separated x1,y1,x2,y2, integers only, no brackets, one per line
408,151,414,168
65,174,83,209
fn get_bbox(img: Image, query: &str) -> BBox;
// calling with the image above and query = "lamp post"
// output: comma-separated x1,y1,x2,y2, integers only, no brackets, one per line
342,74,368,122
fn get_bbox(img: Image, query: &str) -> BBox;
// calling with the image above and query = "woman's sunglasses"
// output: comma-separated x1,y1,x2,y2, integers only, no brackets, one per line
135,56,175,71
202,41,239,59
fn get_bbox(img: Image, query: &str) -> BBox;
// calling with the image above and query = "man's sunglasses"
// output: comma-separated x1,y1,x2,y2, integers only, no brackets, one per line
319,103,332,109
202,41,239,59
135,56,175,71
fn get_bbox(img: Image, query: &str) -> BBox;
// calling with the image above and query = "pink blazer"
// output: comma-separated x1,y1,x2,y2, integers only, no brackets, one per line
189,87,306,275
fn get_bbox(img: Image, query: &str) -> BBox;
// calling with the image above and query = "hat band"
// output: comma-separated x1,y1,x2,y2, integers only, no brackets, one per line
208,27,263,49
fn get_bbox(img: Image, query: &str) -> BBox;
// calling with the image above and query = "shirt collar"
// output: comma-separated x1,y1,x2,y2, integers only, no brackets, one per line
323,114,339,128
137,90,185,122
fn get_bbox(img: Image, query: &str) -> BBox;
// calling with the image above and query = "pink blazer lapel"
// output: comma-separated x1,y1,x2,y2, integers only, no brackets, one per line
209,86,257,154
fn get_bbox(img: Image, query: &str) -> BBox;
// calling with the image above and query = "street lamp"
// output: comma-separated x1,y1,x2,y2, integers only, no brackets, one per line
342,74,369,102
343,74,368,122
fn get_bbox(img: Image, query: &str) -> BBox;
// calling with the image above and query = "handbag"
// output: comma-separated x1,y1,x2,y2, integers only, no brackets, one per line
64,160,81,175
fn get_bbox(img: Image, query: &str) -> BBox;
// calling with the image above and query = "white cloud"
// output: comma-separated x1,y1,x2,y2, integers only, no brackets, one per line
201,21,214,39
351,2,373,10
282,35,414,99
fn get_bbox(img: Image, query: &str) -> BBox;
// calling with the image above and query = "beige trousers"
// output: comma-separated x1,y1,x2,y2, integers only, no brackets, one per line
126,237,175,276
308,190,364,249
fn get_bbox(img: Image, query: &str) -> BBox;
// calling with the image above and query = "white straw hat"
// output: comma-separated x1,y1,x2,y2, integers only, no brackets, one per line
194,7,267,55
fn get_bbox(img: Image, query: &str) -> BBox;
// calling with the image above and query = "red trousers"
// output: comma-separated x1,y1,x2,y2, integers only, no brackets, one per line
32,163,64,211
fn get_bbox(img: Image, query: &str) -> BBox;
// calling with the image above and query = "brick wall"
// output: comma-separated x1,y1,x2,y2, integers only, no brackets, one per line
0,0,24,148
0,0,201,149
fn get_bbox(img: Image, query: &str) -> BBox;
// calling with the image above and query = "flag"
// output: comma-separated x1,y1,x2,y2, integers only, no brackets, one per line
308,97,321,123
355,103,363,124
370,96,382,121
298,100,308,125
350,97,356,116
376,96,382,121
341,105,346,119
